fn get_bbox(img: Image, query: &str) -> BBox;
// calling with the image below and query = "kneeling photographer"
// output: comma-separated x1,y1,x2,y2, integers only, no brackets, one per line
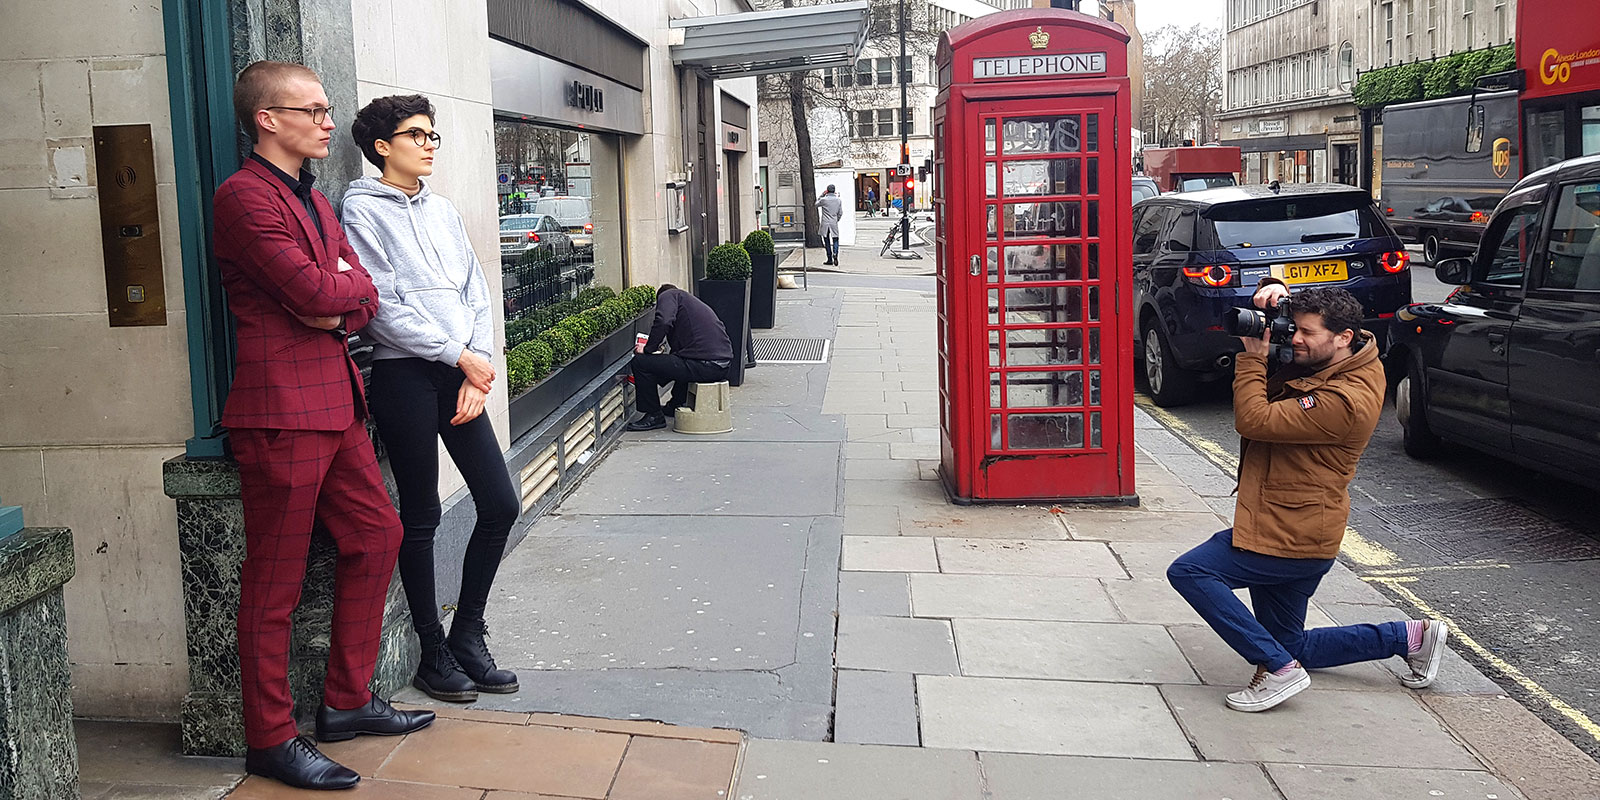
1166,278,1449,713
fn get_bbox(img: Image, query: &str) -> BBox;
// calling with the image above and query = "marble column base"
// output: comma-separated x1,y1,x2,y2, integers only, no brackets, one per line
165,457,415,757
0,527,78,799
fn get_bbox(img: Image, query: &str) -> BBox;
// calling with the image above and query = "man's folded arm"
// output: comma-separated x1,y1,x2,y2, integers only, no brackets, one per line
216,187,378,317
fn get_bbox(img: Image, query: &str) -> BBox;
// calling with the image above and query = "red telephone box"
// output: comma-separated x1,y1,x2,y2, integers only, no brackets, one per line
934,9,1136,504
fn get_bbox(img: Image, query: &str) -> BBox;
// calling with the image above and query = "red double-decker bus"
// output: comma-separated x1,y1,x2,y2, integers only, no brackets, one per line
1518,0,1600,172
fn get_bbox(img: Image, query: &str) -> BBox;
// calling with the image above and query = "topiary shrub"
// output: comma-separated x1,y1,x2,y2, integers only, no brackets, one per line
741,229,775,256
620,284,657,314
537,327,576,363
706,241,752,281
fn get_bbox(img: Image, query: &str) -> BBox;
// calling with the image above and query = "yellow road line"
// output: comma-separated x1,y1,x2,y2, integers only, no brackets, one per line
1371,577,1600,745
1138,392,1600,745
1364,562,1514,576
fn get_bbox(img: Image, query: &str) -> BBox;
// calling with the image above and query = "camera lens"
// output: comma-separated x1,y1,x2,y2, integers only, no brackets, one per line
1224,307,1268,338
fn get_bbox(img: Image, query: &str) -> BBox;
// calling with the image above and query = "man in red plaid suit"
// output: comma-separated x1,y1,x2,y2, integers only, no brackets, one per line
213,61,433,790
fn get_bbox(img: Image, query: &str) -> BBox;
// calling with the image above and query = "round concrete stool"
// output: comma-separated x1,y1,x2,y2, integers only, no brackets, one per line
673,381,733,435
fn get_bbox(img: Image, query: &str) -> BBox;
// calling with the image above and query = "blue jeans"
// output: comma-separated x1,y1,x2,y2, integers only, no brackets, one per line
1167,530,1408,673
823,233,839,261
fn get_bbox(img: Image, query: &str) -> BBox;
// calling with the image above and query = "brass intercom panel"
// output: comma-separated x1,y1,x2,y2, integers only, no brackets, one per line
93,124,167,326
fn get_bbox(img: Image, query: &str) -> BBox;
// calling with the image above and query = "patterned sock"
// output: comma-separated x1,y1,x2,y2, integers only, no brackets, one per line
1272,660,1300,676
1406,620,1427,654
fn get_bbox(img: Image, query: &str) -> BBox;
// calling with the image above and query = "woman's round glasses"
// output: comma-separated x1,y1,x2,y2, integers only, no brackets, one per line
388,128,443,149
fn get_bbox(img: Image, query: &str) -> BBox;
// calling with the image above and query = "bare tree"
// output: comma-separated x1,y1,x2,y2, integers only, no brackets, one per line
759,0,944,246
1140,24,1223,148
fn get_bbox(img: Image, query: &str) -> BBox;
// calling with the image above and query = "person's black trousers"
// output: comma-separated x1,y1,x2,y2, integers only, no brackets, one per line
369,358,520,633
632,353,729,416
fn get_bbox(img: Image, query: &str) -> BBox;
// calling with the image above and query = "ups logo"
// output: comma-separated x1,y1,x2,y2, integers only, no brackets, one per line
1492,137,1512,179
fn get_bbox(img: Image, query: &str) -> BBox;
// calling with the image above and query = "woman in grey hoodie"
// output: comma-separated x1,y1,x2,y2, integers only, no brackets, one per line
344,94,519,703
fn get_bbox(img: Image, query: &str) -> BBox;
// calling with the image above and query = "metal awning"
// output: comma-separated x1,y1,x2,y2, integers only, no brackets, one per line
670,1,870,78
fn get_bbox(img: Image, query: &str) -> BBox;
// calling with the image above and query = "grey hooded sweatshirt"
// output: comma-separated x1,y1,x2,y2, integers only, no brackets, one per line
340,177,494,366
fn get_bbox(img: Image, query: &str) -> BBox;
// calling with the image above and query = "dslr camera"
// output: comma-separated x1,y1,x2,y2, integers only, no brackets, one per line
1224,297,1295,364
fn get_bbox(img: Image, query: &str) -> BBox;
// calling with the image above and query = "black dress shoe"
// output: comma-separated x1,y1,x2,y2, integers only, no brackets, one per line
245,736,359,790
626,414,667,431
315,695,435,743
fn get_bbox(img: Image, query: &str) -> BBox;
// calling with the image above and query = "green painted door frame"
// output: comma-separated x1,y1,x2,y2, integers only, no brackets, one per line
162,0,239,459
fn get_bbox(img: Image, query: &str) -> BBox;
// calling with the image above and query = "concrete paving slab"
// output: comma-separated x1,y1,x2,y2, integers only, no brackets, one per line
1309,563,1392,606
909,574,1119,622
560,441,841,517
954,619,1200,684
843,504,900,536
733,739,982,800
899,504,1067,540
934,538,1127,578
1108,541,1200,579
1162,685,1482,769
1423,694,1600,800
833,670,920,746
1060,510,1222,543
1318,602,1505,695
840,571,911,617
1264,764,1516,800
837,615,959,674
918,461,939,481
846,458,923,480
1104,578,1210,625
889,441,941,460
1167,624,1402,692
842,535,938,572
402,667,831,741
796,516,845,666
918,675,1196,759
846,441,892,459
981,752,1281,800
1134,486,1215,513
844,478,947,507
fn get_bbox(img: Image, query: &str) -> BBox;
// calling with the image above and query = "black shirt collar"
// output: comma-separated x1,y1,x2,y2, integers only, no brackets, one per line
250,152,317,197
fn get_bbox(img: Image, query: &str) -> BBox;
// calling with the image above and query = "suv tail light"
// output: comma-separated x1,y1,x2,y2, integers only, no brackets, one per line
526,231,540,243
584,223,594,233
1380,250,1410,273
1469,211,1486,223
1182,264,1235,288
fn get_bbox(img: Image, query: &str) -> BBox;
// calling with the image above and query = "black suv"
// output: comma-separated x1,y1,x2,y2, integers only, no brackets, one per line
1133,184,1412,406
1390,154,1600,481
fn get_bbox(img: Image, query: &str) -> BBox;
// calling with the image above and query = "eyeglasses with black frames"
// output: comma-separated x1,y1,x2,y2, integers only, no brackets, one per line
265,105,334,124
388,128,443,149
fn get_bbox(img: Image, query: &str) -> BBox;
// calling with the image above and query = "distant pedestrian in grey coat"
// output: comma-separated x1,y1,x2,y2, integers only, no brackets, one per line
817,185,843,266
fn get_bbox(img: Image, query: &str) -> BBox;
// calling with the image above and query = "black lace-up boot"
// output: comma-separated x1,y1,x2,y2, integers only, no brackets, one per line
414,624,478,702
446,616,519,693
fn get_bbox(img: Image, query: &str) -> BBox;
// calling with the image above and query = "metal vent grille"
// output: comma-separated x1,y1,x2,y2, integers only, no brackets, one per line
1366,498,1600,562
752,337,831,364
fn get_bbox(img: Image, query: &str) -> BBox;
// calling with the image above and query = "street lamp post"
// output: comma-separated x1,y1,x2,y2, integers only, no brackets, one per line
899,0,910,250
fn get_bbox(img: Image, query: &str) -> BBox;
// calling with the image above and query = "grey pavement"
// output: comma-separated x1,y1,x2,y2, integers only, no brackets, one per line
399,275,1598,798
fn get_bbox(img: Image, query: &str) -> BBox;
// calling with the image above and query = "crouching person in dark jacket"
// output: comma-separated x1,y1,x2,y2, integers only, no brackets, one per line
627,284,733,431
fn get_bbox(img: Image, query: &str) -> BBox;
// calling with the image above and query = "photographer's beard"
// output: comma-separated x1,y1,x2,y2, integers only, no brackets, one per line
1289,314,1355,372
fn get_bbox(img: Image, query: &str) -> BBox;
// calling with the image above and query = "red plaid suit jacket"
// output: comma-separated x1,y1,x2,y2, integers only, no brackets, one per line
213,158,380,431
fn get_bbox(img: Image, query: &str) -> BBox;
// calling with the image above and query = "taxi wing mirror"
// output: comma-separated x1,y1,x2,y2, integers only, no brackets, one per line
1436,256,1473,285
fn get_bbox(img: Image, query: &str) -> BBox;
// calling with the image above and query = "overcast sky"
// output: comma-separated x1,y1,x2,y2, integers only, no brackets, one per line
1085,0,1224,34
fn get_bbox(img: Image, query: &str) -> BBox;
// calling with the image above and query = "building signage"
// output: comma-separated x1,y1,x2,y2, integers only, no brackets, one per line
1254,118,1287,136
566,80,605,112
972,52,1106,80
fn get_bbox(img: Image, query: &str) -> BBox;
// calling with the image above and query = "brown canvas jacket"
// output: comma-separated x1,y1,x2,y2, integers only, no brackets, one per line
1231,330,1386,559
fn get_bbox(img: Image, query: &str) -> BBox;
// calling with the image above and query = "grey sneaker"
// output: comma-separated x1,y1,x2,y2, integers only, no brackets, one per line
1226,664,1310,712
1401,620,1449,689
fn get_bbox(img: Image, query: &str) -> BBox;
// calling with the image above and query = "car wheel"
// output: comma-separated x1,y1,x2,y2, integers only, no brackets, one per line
1422,233,1441,266
1397,355,1442,459
1142,321,1198,407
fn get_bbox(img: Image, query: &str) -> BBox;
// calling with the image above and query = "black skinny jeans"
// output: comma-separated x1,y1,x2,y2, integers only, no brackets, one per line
632,353,729,415
370,358,519,634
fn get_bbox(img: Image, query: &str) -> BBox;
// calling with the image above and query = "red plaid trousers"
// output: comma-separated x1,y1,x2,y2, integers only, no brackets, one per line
231,421,402,749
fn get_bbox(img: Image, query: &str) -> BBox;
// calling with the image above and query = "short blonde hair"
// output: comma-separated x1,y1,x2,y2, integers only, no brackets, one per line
234,60,320,142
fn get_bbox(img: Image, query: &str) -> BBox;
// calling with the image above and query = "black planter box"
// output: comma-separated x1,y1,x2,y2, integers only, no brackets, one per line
508,310,652,441
696,279,750,387
749,252,778,329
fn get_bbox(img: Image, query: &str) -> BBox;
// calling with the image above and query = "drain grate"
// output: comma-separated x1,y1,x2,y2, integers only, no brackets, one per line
1369,498,1553,535
752,337,831,364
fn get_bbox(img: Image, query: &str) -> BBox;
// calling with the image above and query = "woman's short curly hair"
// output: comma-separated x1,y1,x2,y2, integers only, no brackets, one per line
350,94,436,169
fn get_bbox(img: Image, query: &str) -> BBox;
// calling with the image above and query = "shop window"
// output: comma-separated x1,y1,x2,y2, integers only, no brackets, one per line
494,118,624,352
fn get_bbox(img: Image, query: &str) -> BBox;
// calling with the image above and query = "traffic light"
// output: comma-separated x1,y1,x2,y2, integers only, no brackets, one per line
904,177,915,193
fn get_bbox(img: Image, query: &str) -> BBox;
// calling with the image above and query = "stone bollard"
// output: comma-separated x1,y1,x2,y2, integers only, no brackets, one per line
0,525,79,799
